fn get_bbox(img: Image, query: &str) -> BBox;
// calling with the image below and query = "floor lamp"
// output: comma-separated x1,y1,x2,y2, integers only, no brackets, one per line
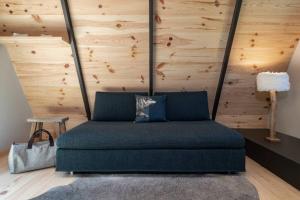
256,72,290,142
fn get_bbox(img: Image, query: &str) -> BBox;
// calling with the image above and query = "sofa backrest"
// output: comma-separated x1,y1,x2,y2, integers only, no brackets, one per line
93,91,210,121
93,92,147,121
156,91,210,121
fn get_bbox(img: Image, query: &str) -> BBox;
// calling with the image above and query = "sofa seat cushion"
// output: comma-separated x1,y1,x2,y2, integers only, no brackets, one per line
57,121,244,150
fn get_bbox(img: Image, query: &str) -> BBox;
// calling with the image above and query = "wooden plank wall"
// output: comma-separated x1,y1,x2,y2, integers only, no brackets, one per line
68,0,149,112
0,0,300,129
220,0,300,128
0,0,67,39
0,36,87,133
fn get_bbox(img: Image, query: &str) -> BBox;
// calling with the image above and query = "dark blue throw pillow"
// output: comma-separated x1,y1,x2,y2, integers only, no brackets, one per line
135,95,167,122
93,92,147,121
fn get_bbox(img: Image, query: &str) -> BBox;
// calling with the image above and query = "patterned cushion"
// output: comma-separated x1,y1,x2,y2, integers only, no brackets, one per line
135,95,167,122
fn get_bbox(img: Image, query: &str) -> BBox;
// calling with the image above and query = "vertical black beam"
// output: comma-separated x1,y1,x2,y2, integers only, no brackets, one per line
61,0,91,120
149,0,154,96
212,0,243,120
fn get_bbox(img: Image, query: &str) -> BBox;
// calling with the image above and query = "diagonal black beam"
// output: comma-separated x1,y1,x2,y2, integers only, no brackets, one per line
61,0,91,120
149,0,154,96
212,0,243,121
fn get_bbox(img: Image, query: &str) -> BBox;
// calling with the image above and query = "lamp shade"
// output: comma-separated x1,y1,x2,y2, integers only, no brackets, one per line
256,72,290,92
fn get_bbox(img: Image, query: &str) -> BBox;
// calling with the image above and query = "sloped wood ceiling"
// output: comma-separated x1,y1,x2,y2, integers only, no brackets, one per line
0,36,87,130
0,0,300,129
68,0,149,112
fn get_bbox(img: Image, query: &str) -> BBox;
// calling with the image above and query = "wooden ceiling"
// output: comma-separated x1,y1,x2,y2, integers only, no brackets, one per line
1,0,299,129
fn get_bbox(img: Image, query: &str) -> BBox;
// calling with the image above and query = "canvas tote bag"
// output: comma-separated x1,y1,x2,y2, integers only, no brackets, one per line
8,129,56,174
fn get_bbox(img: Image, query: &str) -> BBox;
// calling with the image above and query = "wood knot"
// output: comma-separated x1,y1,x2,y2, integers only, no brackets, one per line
156,62,166,69
155,15,162,24
214,0,220,7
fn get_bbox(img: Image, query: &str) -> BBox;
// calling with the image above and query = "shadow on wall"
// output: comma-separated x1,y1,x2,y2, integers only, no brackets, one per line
0,45,32,151
276,41,300,139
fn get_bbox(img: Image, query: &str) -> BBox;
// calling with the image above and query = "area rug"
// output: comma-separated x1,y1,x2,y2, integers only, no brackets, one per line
32,174,259,200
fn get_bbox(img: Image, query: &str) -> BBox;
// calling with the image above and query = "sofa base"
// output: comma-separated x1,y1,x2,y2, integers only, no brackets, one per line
56,149,245,173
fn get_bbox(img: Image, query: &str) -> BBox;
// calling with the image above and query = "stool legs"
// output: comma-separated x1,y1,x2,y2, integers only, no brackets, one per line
58,122,62,136
29,122,37,138
31,122,67,138
58,122,67,137
29,122,43,141
37,122,43,141
62,122,67,132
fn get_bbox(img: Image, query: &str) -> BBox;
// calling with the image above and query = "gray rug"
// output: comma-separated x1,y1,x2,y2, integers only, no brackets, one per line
32,174,259,200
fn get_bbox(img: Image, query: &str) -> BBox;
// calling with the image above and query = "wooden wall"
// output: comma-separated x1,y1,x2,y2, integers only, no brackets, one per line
1,0,300,129
0,36,87,132
68,0,149,112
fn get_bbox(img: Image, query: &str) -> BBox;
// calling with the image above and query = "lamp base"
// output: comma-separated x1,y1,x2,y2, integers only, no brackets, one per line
265,136,280,142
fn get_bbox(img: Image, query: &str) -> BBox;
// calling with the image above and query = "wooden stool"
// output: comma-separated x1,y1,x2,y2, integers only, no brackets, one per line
27,117,69,139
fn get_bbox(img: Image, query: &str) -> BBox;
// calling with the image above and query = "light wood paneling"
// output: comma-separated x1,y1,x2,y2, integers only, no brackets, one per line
1,0,300,128
154,0,300,128
0,36,87,132
68,0,149,111
0,0,67,39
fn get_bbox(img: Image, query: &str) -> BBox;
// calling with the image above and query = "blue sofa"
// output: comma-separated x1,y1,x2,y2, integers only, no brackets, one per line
56,92,245,173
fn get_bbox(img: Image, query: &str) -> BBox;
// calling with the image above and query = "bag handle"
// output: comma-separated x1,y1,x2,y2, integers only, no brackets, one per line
27,129,54,149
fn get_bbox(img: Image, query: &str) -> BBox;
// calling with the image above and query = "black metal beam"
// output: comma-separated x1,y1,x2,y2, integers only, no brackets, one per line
212,0,243,120
149,0,154,96
61,0,91,120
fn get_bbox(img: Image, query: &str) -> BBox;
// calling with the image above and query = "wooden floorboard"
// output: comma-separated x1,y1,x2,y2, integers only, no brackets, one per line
0,155,299,200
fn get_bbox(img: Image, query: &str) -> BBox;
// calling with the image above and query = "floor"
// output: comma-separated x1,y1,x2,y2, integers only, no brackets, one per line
0,154,299,200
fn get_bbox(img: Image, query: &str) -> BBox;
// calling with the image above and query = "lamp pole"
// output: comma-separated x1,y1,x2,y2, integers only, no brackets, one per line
266,90,280,142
